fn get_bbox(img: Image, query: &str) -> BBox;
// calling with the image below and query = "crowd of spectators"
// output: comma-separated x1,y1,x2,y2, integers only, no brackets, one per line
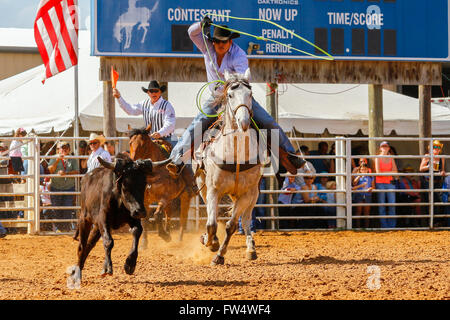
0,131,115,236
1,135,450,237
275,140,450,230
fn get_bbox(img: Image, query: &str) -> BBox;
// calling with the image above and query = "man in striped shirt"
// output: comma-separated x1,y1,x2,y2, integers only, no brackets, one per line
113,80,176,146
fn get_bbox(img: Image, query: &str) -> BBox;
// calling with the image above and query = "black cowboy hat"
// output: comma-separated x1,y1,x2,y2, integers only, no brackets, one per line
209,25,240,42
142,80,167,93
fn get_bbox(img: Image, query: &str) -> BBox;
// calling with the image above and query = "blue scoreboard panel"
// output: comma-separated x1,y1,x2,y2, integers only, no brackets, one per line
92,0,450,61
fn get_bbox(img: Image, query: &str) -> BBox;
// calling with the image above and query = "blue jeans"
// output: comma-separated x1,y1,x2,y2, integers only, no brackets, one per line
376,183,396,228
170,95,295,164
0,221,6,234
239,179,266,233
49,187,75,231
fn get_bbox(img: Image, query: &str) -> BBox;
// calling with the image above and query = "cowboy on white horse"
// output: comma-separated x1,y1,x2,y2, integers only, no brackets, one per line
167,16,306,181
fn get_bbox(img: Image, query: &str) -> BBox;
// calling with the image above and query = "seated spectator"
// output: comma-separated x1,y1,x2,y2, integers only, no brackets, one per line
78,140,89,174
295,145,316,187
300,174,326,228
441,175,450,227
39,178,55,232
309,141,331,182
419,140,446,227
398,165,422,227
352,158,374,229
278,173,302,229
8,128,27,180
86,133,111,172
47,141,79,232
325,180,337,228
315,172,329,204
103,140,116,156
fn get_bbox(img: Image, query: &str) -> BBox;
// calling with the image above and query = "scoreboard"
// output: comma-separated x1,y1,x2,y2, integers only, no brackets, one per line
92,0,450,61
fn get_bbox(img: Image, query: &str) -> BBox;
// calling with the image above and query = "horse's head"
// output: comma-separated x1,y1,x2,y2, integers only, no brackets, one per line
223,69,253,132
128,124,152,160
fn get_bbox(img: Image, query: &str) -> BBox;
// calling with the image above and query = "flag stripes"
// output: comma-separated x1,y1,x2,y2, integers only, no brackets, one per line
34,0,79,83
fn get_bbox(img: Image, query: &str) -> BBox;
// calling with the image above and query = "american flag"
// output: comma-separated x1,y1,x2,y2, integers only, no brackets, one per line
34,0,79,83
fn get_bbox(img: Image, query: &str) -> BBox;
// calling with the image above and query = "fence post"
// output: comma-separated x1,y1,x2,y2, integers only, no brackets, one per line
429,139,434,229
345,139,353,230
34,137,41,234
335,137,346,229
26,138,35,234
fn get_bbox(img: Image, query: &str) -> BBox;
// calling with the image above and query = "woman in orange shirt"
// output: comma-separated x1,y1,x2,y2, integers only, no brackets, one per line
375,141,398,228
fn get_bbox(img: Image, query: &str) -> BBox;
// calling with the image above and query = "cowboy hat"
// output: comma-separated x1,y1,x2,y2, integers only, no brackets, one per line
142,80,167,94
57,141,70,149
88,133,106,145
209,25,240,42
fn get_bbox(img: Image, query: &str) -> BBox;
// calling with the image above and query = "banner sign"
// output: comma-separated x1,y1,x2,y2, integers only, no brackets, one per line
92,0,450,61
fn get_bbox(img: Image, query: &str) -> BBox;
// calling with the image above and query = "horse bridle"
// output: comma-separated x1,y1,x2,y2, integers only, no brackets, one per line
222,80,253,135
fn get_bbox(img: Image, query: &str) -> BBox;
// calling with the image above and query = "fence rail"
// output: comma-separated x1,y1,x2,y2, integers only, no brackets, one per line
0,136,449,234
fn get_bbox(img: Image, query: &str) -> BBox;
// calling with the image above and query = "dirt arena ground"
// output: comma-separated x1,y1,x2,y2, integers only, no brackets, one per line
0,228,449,300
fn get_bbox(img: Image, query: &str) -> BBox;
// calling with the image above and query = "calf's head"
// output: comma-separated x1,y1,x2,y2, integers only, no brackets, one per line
98,154,170,219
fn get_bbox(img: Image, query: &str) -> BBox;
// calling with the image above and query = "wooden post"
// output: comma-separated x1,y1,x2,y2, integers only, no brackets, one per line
103,81,117,138
419,85,432,155
266,83,278,230
160,81,168,101
368,84,384,156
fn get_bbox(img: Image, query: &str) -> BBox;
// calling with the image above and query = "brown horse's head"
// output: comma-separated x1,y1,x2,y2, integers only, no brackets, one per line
128,124,152,160
128,124,169,161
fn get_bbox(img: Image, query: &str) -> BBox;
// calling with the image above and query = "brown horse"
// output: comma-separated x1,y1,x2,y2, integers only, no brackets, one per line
128,124,194,243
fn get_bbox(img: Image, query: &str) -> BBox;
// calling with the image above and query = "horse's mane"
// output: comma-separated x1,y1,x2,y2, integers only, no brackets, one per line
213,74,251,107
128,127,149,139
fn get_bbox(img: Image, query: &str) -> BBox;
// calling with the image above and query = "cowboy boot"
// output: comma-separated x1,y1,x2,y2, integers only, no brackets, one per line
166,162,199,195
279,148,306,175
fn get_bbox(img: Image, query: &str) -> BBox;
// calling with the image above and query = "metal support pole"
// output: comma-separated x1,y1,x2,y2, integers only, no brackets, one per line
345,139,353,230
335,137,346,229
429,139,434,229
34,137,41,234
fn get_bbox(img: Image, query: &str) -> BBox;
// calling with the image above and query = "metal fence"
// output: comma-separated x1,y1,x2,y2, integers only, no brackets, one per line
0,135,449,235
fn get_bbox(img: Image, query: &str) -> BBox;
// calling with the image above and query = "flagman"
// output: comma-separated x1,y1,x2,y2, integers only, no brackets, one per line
113,80,177,146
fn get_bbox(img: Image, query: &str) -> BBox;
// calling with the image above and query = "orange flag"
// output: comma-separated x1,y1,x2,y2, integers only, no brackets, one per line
111,66,119,89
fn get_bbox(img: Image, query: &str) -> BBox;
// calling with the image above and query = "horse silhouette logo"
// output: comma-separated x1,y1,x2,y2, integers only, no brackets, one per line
113,0,159,50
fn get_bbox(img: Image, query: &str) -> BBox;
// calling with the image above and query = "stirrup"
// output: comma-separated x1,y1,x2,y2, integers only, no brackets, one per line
166,162,185,177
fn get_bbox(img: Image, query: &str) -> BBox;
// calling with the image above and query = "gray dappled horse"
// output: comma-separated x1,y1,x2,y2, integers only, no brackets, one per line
193,69,263,265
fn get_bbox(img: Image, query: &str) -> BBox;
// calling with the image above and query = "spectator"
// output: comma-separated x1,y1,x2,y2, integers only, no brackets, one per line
39,177,55,232
78,140,89,175
325,180,337,228
300,173,326,228
47,141,79,232
295,145,316,187
398,165,422,227
238,178,266,234
315,172,329,204
375,141,398,228
419,140,446,226
103,140,116,156
309,141,331,179
352,158,374,229
278,173,302,229
441,175,450,227
86,133,111,172
8,128,27,179
328,143,336,175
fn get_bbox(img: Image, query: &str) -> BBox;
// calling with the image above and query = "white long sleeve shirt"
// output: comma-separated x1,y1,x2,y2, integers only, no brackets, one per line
188,22,249,93
117,96,176,137
87,147,112,172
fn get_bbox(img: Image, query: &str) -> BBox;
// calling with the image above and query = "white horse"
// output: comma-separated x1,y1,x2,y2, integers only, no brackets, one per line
113,0,159,50
193,69,263,266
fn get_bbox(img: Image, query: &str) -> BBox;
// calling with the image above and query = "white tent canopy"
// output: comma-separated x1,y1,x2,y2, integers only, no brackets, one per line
1,28,450,136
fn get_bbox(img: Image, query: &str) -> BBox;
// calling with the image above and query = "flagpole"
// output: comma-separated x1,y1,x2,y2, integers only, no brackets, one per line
74,64,79,155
